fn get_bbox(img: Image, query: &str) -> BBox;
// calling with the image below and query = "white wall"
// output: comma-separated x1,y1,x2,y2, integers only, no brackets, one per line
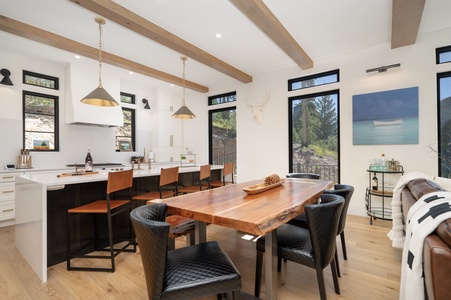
204,27,451,216
1,28,451,216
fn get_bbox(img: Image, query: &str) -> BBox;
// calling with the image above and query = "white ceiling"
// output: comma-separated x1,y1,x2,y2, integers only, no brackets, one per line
0,0,450,92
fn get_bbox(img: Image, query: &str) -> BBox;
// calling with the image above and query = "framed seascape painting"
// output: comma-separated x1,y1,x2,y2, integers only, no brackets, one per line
352,87,419,145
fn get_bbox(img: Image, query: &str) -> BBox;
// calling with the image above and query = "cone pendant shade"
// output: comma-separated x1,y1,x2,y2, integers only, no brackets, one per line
172,56,196,119
81,17,119,107
172,103,196,119
81,85,119,107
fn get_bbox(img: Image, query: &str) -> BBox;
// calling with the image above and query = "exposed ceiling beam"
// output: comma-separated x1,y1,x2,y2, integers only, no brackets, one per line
391,0,426,49
69,0,253,84
0,15,208,93
229,0,313,70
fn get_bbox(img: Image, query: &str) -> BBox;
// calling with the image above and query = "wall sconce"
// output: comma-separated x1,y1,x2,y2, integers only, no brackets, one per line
0,69,13,85
142,98,150,109
366,63,401,73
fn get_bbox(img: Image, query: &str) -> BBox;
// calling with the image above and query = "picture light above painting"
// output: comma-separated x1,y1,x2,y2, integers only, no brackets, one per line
352,87,419,145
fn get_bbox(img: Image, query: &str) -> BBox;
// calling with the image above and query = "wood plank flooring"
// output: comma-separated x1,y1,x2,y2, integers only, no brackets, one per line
0,215,402,299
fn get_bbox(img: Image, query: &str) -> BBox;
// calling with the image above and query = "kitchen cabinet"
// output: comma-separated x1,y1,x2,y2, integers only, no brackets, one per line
0,173,17,227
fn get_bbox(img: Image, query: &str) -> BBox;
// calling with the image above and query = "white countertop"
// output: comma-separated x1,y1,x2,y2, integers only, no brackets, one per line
15,164,223,187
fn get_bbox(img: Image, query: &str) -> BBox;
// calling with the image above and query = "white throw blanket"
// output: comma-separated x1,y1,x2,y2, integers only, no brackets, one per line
400,192,451,300
387,171,432,248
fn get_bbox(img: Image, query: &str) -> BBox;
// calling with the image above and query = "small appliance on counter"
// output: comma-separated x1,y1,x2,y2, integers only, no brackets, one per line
17,149,32,169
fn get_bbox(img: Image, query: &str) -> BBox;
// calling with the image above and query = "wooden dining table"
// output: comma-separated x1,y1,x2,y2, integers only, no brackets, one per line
152,178,334,299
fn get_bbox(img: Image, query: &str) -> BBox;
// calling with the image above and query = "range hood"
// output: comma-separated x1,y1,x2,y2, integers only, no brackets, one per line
65,64,124,127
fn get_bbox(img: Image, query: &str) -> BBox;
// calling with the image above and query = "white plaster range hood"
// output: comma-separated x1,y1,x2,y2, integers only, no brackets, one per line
65,64,124,127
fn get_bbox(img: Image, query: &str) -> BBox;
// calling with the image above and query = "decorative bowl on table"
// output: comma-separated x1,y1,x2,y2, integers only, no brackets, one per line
242,180,285,195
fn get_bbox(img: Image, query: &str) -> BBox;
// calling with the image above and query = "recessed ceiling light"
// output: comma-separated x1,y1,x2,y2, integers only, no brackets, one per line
170,84,175,87
129,71,134,75
75,55,81,59
216,33,222,38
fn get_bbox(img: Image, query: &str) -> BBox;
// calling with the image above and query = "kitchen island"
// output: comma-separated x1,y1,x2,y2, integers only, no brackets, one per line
15,165,223,283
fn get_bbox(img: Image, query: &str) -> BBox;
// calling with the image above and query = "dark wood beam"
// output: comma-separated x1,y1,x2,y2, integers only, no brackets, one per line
69,0,253,84
0,15,208,93
229,0,313,69
391,0,426,49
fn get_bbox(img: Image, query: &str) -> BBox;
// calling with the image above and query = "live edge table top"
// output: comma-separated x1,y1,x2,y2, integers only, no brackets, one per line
155,178,334,236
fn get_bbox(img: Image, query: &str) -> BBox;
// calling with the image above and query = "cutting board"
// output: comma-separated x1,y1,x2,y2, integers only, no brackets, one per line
57,171,99,177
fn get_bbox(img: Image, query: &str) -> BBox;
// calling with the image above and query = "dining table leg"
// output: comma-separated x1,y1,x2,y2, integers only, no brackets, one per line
195,220,207,243
265,229,278,300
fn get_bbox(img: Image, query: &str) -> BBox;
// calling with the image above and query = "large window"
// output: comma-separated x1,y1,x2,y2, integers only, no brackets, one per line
115,107,135,151
289,90,340,182
437,71,451,177
23,91,59,151
209,106,236,170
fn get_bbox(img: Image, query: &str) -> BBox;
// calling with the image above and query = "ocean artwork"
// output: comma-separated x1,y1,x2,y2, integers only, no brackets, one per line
352,87,419,145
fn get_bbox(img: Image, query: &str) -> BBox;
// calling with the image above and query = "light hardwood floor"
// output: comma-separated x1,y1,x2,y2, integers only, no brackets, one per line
0,215,402,299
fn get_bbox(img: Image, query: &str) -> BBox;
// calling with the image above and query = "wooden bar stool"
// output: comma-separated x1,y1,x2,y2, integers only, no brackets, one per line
132,166,179,207
67,169,136,272
211,162,234,188
178,164,211,194
133,166,194,249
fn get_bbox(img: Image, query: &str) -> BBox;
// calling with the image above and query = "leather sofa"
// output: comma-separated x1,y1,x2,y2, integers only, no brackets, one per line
401,178,451,300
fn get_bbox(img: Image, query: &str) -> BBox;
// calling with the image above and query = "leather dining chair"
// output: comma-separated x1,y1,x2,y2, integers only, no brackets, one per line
286,173,320,179
255,194,344,300
67,169,136,272
178,164,211,194
131,203,242,300
211,162,234,188
133,166,195,250
287,184,354,277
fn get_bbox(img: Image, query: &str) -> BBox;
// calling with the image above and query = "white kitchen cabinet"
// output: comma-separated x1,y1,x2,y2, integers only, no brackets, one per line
0,173,16,226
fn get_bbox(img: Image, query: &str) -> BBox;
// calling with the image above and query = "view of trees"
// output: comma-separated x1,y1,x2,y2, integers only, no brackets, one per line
292,94,338,154
210,108,236,167
291,91,339,181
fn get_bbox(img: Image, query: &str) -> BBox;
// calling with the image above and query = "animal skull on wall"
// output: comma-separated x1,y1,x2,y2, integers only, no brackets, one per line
245,90,270,124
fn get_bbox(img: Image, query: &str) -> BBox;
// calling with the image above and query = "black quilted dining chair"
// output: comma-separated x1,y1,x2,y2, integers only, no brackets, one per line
255,194,344,300
130,203,242,300
287,184,354,277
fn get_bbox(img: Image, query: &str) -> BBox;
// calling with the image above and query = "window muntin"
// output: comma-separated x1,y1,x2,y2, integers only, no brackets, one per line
208,91,236,106
288,90,340,182
436,46,451,64
120,92,135,104
23,70,59,90
23,91,59,151
437,71,451,177
115,107,135,151
288,70,339,91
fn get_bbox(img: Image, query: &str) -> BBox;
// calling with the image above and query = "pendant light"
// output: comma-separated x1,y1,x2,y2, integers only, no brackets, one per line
80,17,119,107
172,56,196,119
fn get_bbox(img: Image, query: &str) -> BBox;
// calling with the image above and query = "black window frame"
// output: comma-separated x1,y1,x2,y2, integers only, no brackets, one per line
115,107,136,152
208,91,237,106
22,90,60,151
288,89,340,182
208,105,237,167
288,69,340,92
120,92,136,104
436,45,451,64
436,71,451,177
23,70,59,90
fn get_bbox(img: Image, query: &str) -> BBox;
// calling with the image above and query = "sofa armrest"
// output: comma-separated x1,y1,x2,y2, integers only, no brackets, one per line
424,234,451,300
